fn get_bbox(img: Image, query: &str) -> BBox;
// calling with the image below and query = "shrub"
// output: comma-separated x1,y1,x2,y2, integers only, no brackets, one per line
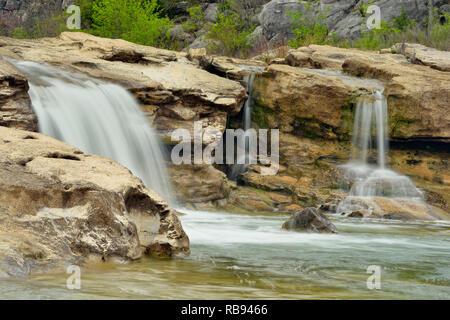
352,8,449,51
206,11,255,57
287,0,334,48
182,5,205,32
90,0,173,48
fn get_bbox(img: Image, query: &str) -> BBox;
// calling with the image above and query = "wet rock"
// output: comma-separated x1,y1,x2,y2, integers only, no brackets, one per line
320,203,338,213
0,126,189,277
282,208,338,233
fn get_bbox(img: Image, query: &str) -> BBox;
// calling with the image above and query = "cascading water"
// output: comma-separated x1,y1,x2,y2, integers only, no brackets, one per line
9,59,174,203
338,90,424,215
228,66,264,181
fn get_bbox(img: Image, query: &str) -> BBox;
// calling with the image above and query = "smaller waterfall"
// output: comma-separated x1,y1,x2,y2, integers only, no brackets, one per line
228,66,264,181
351,91,388,168
338,90,424,215
9,59,174,203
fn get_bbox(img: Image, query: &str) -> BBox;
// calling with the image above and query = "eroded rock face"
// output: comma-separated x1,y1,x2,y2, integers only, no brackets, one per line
0,58,37,131
282,207,338,233
0,126,189,277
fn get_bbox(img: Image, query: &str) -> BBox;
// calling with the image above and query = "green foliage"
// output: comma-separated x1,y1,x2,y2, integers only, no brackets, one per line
89,0,172,48
182,5,205,32
352,8,449,51
287,0,334,48
393,8,415,31
206,11,255,57
358,1,374,17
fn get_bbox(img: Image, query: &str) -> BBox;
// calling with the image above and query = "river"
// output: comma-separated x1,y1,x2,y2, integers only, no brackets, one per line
1,210,449,299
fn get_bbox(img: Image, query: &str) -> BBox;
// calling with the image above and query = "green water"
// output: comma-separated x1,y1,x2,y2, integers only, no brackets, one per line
0,210,449,299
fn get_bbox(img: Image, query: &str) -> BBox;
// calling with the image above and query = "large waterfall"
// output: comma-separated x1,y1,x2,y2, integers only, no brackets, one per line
338,90,424,215
10,59,174,203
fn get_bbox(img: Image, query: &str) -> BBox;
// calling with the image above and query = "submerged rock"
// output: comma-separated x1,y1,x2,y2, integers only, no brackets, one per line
0,126,189,277
282,208,338,233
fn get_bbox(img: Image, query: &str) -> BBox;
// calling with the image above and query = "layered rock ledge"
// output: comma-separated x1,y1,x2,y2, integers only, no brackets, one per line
0,126,189,277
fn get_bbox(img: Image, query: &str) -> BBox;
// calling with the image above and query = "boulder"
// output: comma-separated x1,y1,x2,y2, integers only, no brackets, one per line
0,126,189,277
282,207,338,233
0,58,37,131
168,164,231,203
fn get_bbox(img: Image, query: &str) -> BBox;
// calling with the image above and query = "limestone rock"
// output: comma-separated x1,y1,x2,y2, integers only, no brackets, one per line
0,58,37,131
392,43,450,72
282,208,338,233
0,126,189,277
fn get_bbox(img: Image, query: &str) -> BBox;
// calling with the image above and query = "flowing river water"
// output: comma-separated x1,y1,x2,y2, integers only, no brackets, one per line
1,210,449,299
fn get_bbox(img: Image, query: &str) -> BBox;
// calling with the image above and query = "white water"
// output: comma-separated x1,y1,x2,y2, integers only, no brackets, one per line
338,91,424,214
10,59,174,203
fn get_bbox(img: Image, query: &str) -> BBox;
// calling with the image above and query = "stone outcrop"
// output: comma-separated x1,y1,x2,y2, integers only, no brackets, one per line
0,126,189,277
282,207,338,233
0,58,37,131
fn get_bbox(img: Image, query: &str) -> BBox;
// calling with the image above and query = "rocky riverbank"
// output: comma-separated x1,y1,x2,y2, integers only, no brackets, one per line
0,32,449,226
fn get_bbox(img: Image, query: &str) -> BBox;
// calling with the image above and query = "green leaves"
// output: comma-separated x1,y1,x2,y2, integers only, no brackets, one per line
206,11,255,57
90,0,172,47
287,0,332,48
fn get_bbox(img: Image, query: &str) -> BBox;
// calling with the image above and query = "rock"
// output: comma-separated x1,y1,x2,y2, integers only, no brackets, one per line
343,55,450,143
240,172,298,193
340,197,450,221
0,58,37,131
320,203,338,213
0,32,247,145
282,208,338,233
168,164,231,203
392,43,450,72
252,63,374,139
170,24,195,43
347,210,366,218
204,3,219,23
0,126,189,277
259,0,304,43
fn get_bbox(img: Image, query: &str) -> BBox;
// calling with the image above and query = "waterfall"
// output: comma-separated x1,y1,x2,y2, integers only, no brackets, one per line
10,59,174,203
351,91,389,168
228,66,264,181
338,90,424,215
